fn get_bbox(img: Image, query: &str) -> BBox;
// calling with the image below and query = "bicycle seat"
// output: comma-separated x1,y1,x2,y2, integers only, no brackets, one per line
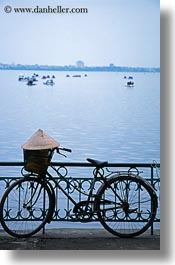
87,158,108,168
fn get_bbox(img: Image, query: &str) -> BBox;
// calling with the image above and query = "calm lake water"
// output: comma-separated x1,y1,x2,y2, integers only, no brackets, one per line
0,70,160,229
0,70,160,167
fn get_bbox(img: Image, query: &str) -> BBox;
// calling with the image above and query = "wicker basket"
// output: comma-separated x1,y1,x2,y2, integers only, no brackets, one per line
23,149,51,175
22,129,60,174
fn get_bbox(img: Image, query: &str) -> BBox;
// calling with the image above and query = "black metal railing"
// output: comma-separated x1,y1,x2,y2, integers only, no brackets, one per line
0,161,160,232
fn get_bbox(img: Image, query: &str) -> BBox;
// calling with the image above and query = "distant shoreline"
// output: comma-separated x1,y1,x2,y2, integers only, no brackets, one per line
0,65,160,73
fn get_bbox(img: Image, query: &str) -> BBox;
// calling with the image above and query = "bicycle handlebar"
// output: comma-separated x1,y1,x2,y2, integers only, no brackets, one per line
59,148,72,153
55,147,72,157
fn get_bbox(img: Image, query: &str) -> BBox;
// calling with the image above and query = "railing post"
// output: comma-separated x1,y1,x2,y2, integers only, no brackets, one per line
151,166,154,235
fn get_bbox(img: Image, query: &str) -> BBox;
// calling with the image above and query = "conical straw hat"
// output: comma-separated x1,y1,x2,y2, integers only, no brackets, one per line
22,129,60,150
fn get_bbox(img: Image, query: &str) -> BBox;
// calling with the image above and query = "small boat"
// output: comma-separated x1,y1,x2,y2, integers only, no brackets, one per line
33,73,39,77
18,74,29,81
43,79,55,86
30,75,38,82
125,81,134,87
72,75,81,77
18,74,24,81
26,79,36,86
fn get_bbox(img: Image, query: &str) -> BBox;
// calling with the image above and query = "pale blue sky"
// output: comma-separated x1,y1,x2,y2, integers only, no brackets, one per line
0,0,160,67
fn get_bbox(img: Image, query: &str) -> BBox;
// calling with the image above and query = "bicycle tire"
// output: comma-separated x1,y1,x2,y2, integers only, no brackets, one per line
0,177,54,238
95,175,157,238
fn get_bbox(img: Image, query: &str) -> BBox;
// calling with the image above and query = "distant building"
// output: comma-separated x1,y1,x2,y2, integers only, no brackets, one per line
76,60,85,68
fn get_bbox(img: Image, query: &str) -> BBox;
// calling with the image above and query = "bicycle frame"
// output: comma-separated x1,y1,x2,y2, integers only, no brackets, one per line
45,165,112,216
42,164,141,222
24,162,151,222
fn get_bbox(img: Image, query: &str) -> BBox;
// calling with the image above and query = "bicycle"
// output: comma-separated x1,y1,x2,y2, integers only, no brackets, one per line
0,147,158,238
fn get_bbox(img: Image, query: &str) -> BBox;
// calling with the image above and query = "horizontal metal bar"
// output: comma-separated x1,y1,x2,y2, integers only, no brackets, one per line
0,161,160,167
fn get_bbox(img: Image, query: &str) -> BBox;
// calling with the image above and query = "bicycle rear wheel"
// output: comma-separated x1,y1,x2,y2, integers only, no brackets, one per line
95,175,157,237
0,177,53,238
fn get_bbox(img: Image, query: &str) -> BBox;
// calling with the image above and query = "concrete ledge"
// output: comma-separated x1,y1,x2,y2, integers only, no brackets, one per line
0,228,160,250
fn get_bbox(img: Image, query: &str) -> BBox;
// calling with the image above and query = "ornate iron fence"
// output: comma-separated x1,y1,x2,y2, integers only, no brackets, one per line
0,161,160,233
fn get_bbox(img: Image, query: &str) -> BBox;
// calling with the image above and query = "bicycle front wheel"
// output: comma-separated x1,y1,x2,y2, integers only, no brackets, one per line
95,175,157,237
0,177,53,238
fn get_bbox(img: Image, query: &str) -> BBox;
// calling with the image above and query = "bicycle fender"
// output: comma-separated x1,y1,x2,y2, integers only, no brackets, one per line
95,174,158,209
45,181,56,223
136,175,158,208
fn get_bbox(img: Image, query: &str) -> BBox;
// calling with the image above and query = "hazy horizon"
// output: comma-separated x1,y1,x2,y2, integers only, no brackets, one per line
0,0,160,68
